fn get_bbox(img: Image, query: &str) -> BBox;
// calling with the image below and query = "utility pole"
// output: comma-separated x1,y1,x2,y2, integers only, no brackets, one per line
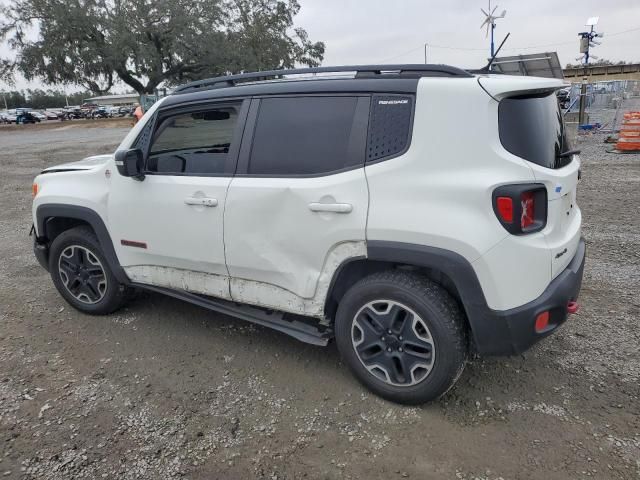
2,92,7,110
424,43,429,64
577,17,603,125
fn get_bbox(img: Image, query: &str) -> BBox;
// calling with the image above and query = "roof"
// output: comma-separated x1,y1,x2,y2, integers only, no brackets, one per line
161,64,474,108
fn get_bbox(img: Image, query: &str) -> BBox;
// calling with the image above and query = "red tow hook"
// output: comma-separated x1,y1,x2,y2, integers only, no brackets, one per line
567,301,579,314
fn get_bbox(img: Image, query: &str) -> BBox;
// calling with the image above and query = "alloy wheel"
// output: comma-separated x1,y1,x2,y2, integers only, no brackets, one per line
351,300,436,387
58,245,107,304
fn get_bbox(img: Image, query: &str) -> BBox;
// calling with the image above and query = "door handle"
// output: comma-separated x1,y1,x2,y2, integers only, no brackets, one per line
308,202,353,213
184,197,218,207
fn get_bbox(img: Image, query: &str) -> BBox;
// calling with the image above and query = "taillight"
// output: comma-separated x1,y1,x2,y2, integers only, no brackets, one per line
492,184,547,235
495,197,513,223
32,183,39,198
520,191,534,229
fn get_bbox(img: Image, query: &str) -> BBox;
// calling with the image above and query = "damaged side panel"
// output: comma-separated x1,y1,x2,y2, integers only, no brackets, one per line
230,241,366,318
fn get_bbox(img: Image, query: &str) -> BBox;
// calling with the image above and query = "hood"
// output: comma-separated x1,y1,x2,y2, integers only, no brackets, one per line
41,154,113,174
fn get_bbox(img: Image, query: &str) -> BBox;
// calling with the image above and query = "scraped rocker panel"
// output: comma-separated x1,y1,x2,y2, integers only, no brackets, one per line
124,265,231,301
124,241,367,318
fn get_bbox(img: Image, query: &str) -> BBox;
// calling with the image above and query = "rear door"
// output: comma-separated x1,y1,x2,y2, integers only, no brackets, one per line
223,95,370,316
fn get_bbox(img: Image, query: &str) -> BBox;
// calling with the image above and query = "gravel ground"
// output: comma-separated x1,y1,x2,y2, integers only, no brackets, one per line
0,121,638,480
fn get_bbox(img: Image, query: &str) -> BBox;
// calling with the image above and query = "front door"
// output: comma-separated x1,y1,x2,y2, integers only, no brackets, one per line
108,100,248,299
224,96,370,316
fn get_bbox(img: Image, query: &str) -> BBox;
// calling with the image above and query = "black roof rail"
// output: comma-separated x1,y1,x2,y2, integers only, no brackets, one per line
171,64,473,94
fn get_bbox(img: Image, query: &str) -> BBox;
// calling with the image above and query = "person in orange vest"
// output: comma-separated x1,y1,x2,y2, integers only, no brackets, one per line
133,103,144,123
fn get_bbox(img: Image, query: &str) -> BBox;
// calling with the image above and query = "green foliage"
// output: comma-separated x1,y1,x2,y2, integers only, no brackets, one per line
0,0,325,95
1,89,90,109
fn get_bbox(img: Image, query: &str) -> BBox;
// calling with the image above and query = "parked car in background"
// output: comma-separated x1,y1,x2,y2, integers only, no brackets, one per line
118,105,135,117
3,110,18,123
16,109,40,124
44,110,60,120
105,106,121,117
91,106,110,119
62,106,83,120
30,111,47,121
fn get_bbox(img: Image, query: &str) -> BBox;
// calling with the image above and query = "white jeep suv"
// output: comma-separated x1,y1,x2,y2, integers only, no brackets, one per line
31,65,585,404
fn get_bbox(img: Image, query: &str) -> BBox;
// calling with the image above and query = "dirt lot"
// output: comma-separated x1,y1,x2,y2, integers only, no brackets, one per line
0,122,638,480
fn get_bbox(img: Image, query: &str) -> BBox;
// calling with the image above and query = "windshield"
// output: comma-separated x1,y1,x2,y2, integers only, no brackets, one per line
499,92,572,169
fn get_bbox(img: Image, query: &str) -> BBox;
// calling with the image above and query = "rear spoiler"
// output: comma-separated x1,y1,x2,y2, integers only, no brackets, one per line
477,76,569,101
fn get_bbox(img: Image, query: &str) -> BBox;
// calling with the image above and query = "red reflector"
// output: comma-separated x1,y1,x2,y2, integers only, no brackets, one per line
521,191,535,229
535,311,550,333
496,197,514,223
567,301,579,314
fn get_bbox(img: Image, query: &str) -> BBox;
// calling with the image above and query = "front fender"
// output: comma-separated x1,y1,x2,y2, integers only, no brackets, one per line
35,204,129,284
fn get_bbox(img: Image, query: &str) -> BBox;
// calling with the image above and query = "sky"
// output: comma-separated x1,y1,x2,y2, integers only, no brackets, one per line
1,0,639,92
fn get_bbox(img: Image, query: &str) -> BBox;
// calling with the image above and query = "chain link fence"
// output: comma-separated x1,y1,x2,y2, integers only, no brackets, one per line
564,79,640,133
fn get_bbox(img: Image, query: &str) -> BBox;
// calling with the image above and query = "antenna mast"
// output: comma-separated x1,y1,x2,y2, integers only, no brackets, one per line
480,0,507,57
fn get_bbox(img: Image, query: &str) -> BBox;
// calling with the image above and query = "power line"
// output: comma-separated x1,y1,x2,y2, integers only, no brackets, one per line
377,46,425,63
606,26,640,37
376,25,640,62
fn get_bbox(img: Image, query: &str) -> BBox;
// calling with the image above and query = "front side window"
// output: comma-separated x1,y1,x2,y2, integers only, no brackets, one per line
147,106,239,175
248,96,361,176
499,93,572,169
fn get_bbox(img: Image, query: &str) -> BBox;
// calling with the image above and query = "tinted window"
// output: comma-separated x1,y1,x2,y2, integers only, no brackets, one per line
147,106,239,175
499,93,572,169
248,96,360,175
367,95,413,162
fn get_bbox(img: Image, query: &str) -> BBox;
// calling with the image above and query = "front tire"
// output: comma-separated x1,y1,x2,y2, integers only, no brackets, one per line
48,226,127,315
335,270,468,404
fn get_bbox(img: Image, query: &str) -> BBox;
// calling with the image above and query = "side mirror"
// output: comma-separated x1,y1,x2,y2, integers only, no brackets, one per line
114,149,145,181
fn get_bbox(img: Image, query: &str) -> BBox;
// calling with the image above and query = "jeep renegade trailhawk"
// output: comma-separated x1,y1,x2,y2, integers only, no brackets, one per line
32,65,585,404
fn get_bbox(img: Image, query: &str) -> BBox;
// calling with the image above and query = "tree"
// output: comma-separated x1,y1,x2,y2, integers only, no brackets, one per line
0,89,90,109
0,0,324,95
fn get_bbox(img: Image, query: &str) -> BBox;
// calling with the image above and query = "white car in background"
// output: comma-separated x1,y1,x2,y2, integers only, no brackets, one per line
3,110,18,123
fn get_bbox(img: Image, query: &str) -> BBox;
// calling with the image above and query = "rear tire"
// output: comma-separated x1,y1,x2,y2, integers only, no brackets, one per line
335,270,467,404
49,226,127,315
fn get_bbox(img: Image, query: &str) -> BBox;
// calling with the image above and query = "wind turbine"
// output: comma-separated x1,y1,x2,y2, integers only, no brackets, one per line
480,0,507,57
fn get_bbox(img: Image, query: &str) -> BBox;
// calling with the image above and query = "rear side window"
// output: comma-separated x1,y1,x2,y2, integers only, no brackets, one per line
499,93,571,169
367,95,413,162
147,106,239,175
248,96,361,176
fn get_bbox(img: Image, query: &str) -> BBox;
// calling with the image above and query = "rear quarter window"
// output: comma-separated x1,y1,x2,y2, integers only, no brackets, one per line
499,92,572,169
366,95,413,163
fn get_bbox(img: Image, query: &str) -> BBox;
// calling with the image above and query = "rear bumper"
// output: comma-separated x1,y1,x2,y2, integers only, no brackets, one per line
474,237,586,355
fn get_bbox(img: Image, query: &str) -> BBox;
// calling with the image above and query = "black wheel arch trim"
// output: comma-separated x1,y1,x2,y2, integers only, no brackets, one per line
364,239,586,356
35,204,130,284
366,240,494,351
